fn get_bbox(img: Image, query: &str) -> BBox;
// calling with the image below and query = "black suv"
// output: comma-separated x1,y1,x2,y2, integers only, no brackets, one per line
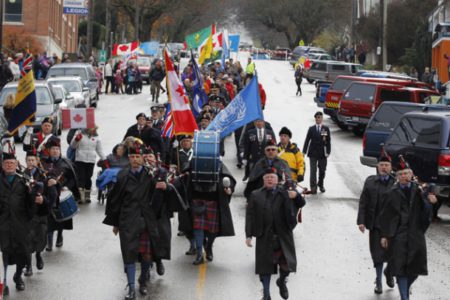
361,102,450,167
384,111,450,200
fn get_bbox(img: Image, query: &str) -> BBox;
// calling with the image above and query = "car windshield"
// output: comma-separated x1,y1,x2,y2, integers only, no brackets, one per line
47,68,87,80
137,58,150,66
0,86,52,106
368,104,422,132
50,80,82,92
331,78,354,90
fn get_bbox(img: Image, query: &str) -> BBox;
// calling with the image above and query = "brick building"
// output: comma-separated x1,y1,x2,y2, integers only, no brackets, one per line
3,0,79,56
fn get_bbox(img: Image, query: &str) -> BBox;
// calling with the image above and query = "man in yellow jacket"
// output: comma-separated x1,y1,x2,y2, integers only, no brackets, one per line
277,127,305,182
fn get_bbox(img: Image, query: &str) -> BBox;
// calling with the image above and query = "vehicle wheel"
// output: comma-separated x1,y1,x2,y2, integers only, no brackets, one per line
352,126,365,136
307,78,315,84
91,102,97,108
147,79,150,85
337,122,348,131
58,122,62,135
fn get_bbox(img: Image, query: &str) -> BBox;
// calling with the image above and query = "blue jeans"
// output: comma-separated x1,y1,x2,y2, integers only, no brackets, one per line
397,276,418,300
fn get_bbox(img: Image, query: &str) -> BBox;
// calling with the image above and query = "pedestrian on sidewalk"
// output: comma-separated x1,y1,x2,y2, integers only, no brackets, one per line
104,59,114,94
357,156,395,294
70,126,106,204
150,59,166,103
294,65,303,96
245,168,305,300
302,111,331,194
379,162,437,300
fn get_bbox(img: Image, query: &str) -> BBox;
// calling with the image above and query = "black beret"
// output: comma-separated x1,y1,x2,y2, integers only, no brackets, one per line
378,156,391,163
26,148,38,157
200,114,211,121
42,117,53,124
142,146,154,155
45,136,61,149
136,112,146,120
178,134,193,142
314,111,323,118
279,127,292,138
2,152,16,161
265,138,277,148
150,106,159,112
128,143,144,155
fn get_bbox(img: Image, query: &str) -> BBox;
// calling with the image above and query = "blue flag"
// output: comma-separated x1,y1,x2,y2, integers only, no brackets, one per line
190,56,208,117
207,76,263,139
139,41,160,56
229,35,240,52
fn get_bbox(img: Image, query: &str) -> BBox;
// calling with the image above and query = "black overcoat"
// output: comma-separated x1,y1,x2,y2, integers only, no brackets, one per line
302,125,331,158
103,167,174,264
0,172,34,265
379,182,432,277
246,186,305,274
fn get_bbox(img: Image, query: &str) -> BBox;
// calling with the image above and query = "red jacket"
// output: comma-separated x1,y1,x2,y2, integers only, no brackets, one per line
259,83,266,109
225,82,235,100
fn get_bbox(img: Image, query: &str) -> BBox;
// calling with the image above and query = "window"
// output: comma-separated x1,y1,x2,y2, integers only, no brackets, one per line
311,62,326,71
368,104,420,132
379,90,411,102
4,0,23,22
331,64,346,71
390,117,441,146
331,78,354,91
343,83,375,102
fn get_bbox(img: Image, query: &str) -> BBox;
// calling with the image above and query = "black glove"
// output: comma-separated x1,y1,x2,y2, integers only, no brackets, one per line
297,175,304,182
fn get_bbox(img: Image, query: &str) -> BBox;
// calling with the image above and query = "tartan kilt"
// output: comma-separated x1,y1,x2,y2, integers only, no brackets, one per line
192,199,220,233
138,231,153,260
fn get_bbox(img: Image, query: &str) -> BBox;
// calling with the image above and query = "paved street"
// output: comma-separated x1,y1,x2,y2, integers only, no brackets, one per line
2,59,450,300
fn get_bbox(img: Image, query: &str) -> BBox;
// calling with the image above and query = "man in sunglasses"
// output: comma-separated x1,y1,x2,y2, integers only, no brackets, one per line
244,139,291,202
302,111,331,194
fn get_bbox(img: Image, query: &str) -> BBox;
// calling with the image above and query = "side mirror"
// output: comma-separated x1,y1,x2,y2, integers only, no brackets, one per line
54,97,63,104
82,87,90,92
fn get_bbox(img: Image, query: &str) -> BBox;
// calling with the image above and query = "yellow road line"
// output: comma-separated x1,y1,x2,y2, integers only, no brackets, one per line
196,255,207,300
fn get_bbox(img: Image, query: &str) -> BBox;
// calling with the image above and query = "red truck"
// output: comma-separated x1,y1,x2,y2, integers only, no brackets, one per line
324,76,434,127
338,82,439,135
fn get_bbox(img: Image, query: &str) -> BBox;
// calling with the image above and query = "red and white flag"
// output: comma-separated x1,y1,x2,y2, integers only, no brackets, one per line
164,48,198,135
62,108,95,129
112,41,140,56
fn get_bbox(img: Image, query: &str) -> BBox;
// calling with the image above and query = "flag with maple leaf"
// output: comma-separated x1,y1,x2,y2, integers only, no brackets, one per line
163,48,198,135
112,41,140,56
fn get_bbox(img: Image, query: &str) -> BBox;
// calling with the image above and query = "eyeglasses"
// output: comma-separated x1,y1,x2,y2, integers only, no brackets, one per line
265,148,277,152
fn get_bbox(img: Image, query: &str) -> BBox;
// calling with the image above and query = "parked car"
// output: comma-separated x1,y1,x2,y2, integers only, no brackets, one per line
0,81,63,136
303,61,362,84
384,110,450,200
271,48,292,60
47,76,90,107
360,102,450,167
46,63,99,107
338,82,439,135
50,85,77,109
129,56,152,84
324,76,437,125
313,81,332,107
308,53,333,61
289,46,327,66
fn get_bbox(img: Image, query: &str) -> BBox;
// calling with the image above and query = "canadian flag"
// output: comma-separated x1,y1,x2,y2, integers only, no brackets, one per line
112,41,140,56
62,108,95,129
164,48,198,135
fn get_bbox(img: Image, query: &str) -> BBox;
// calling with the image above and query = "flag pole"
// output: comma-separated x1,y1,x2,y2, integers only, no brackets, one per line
163,47,176,136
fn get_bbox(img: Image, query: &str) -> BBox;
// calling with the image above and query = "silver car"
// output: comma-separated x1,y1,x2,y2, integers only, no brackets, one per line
0,81,63,136
47,76,90,107
50,85,77,108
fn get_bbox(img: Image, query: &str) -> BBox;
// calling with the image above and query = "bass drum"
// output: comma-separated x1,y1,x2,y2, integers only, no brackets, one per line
191,130,221,183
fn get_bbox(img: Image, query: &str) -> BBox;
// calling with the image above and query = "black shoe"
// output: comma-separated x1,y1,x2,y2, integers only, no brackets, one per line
384,269,394,288
13,274,25,291
45,245,52,252
319,186,326,193
205,247,213,262
177,231,185,237
124,288,136,300
193,256,204,265
374,281,382,294
237,163,242,169
36,253,44,270
242,176,248,182
185,246,197,255
310,188,317,195
3,285,9,296
156,260,165,276
23,266,33,277
276,278,289,300
139,283,148,296
56,234,63,248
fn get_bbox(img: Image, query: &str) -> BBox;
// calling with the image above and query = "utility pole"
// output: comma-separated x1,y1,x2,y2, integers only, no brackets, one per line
382,0,388,71
134,0,140,41
378,0,384,70
86,0,94,60
105,0,111,58
0,0,3,60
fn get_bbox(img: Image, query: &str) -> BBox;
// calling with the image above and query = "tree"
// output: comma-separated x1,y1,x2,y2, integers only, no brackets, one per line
2,28,44,55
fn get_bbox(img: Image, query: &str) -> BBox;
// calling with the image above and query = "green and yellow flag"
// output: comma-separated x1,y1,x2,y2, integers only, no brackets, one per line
185,25,213,50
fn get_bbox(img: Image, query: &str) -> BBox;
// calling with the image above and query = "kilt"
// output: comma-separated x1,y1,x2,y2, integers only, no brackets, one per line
192,199,220,233
138,231,153,260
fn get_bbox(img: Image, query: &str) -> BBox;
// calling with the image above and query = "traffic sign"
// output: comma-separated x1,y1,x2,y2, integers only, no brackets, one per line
98,50,107,62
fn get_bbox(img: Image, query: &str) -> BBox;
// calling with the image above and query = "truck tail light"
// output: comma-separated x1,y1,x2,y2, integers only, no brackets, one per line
438,154,450,175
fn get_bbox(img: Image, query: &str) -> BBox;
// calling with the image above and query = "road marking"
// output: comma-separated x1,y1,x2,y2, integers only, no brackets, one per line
196,257,207,300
